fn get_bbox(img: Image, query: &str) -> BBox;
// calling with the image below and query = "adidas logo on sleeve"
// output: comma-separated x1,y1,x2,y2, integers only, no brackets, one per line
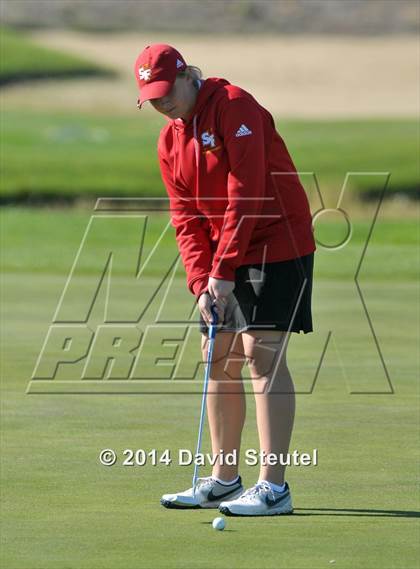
235,124,253,137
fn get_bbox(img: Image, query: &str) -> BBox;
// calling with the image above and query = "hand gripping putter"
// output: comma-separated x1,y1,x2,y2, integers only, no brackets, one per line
192,303,219,497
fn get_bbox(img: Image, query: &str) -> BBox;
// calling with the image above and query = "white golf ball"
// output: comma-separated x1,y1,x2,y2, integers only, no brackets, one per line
212,517,226,531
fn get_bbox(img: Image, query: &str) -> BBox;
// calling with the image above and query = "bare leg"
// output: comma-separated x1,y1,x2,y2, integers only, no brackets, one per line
202,332,246,481
242,331,295,485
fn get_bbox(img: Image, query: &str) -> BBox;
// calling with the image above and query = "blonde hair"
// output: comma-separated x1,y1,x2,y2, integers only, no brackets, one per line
177,65,203,83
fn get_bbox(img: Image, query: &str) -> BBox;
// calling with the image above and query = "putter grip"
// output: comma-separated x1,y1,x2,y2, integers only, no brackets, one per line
210,304,218,325
210,304,218,335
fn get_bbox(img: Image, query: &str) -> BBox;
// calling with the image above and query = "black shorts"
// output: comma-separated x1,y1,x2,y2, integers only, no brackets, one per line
199,253,314,336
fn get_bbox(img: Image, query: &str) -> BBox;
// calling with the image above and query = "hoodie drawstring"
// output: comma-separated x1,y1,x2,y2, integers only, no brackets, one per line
193,114,199,168
172,124,178,187
171,115,200,212
192,114,199,208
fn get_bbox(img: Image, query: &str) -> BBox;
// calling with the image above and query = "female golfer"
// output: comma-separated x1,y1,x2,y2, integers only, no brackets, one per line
134,44,315,516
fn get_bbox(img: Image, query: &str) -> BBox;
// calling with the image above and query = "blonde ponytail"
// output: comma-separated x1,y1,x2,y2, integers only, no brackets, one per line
177,65,203,82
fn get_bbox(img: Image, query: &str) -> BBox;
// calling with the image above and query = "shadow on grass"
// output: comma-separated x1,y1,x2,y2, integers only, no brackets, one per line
294,507,420,518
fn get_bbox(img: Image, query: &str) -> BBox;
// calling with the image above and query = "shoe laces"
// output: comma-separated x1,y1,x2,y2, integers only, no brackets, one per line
240,481,275,502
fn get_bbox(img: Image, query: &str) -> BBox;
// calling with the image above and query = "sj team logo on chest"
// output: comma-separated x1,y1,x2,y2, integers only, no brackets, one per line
200,129,221,154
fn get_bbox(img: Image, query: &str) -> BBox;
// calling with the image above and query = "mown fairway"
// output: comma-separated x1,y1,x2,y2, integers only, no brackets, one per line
1,209,419,569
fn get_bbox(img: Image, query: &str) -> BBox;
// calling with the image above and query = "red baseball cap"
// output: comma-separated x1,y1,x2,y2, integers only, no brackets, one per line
134,44,187,108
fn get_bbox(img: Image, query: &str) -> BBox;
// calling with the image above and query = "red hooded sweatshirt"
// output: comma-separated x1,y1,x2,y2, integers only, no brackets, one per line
157,77,316,299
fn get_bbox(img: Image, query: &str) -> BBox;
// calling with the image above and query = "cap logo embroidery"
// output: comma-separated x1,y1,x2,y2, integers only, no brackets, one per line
176,58,184,69
138,65,152,81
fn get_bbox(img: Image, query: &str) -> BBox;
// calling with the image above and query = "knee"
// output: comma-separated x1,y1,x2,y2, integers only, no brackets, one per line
205,359,244,381
242,331,289,380
247,353,288,380
201,337,245,381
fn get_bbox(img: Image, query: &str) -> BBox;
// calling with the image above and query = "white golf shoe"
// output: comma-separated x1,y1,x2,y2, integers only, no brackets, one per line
161,476,243,509
219,480,293,516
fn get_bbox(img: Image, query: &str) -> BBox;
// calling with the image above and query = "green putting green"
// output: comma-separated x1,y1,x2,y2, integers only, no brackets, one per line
1,208,418,568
